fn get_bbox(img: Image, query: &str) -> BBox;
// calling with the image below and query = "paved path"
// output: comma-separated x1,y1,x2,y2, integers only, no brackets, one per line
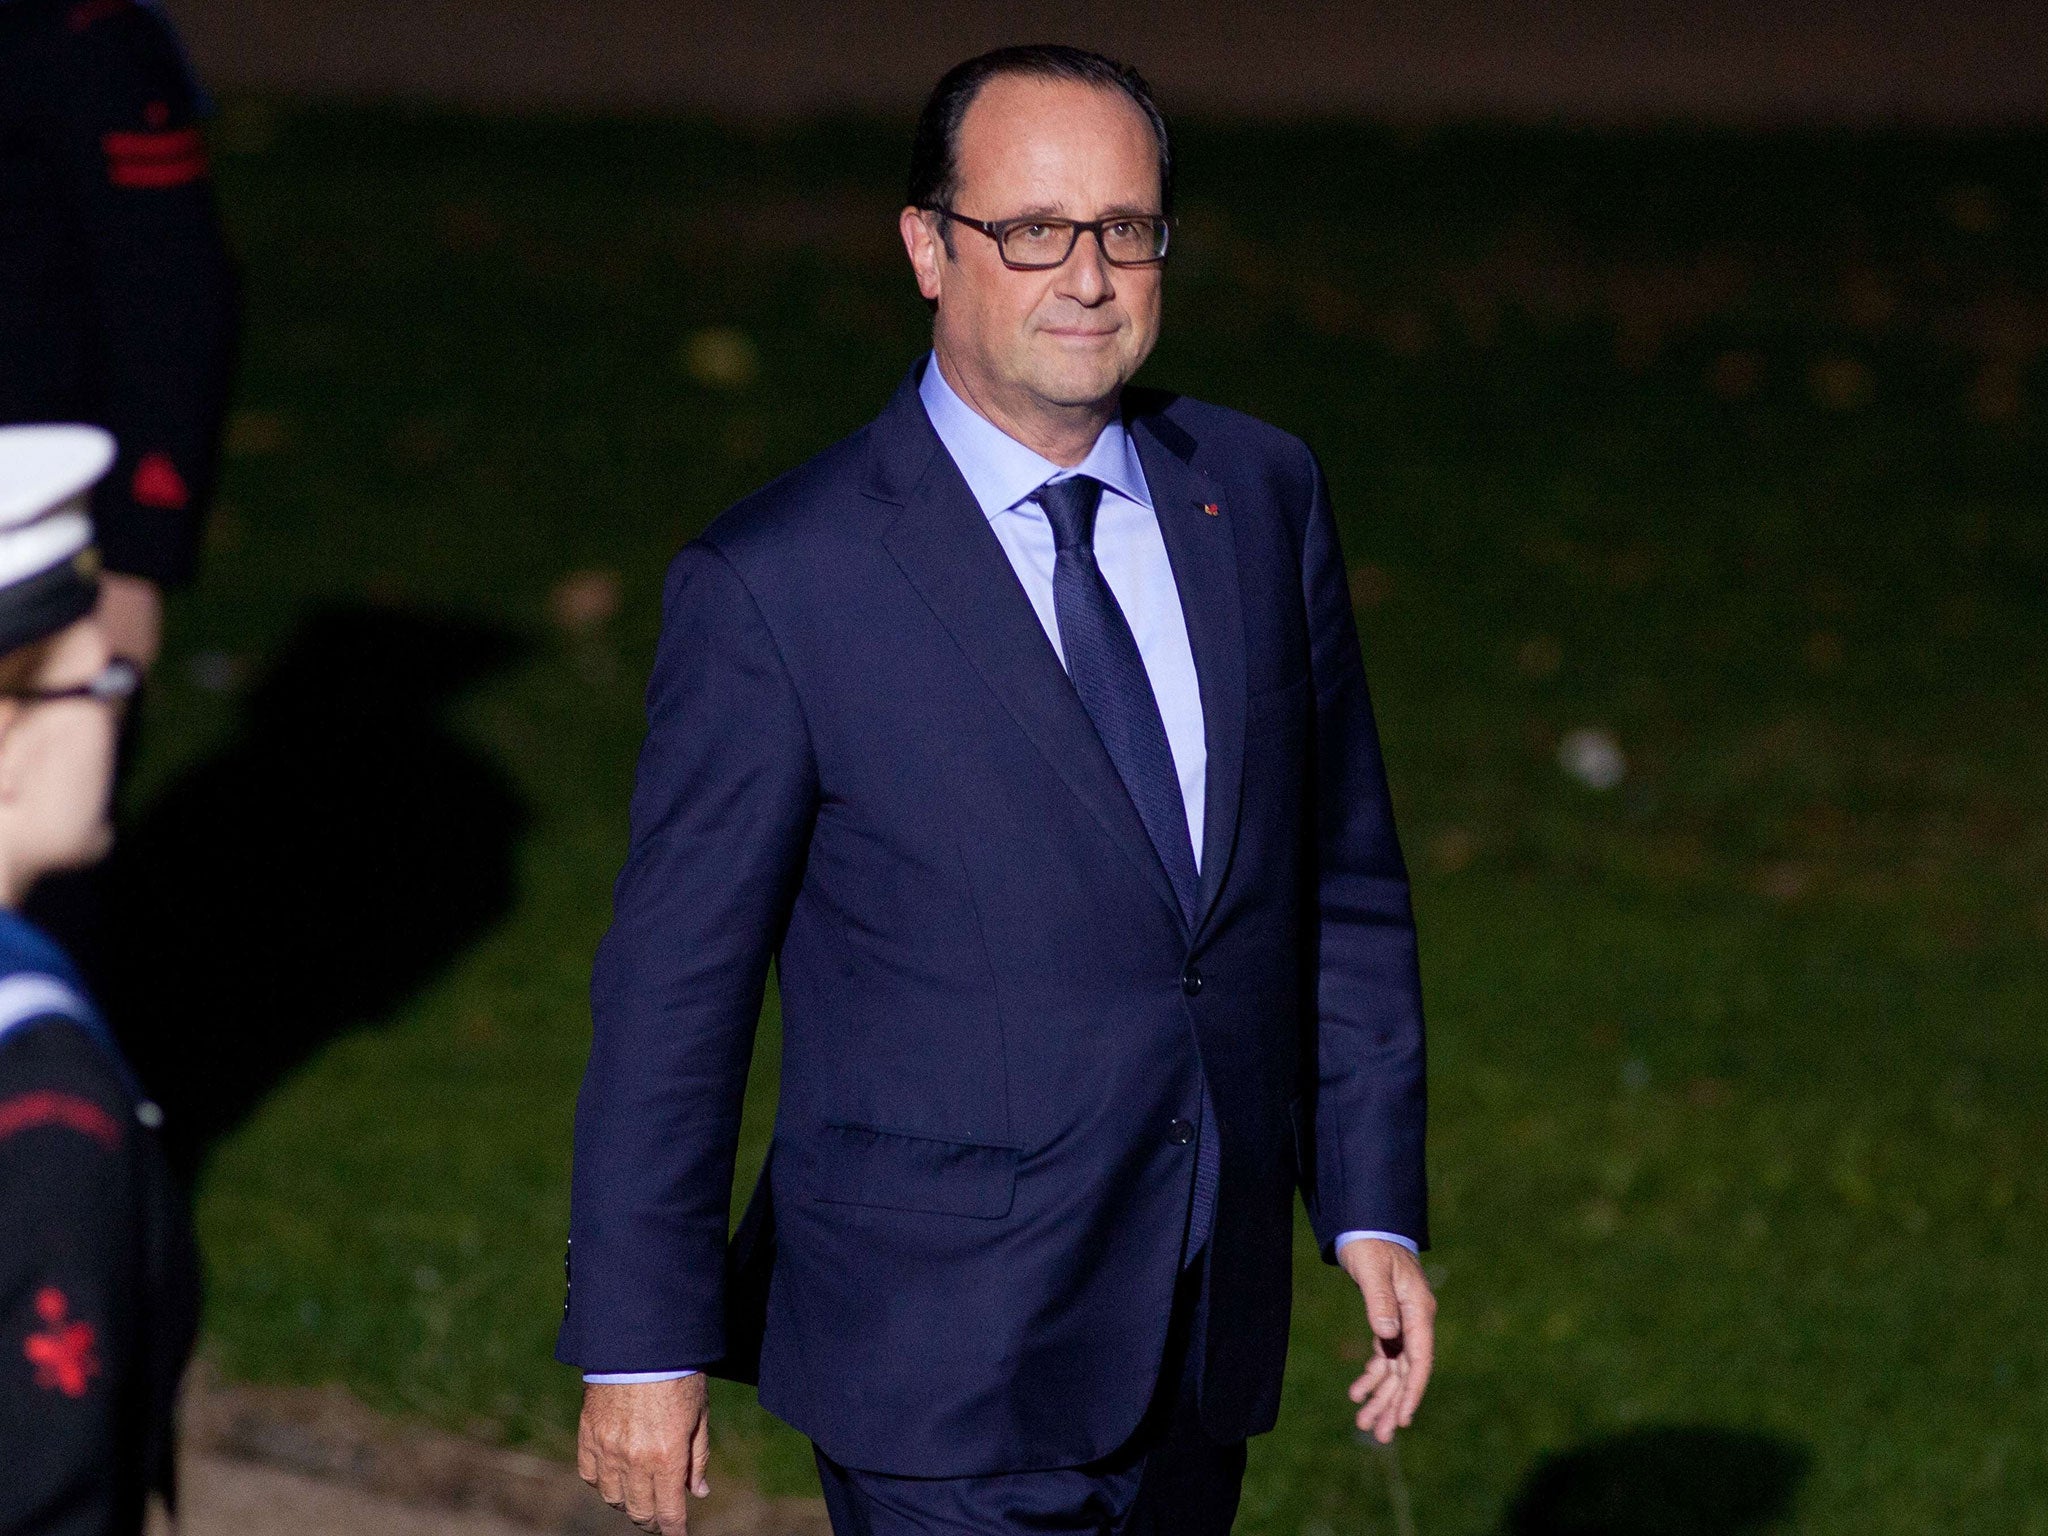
158,1454,558,1536
159,1367,832,1536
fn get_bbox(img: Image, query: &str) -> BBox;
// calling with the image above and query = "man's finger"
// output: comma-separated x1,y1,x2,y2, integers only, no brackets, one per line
1369,1359,1407,1443
654,1456,693,1536
1376,1384,1403,1444
1362,1350,1404,1411
624,1465,663,1530
1393,1272,1437,1426
1360,1258,1402,1340
1343,1368,1392,1417
690,1401,713,1498
593,1446,626,1510
1397,1325,1434,1426
1357,1388,1397,1444
1348,1352,1390,1403
1355,1355,1404,1434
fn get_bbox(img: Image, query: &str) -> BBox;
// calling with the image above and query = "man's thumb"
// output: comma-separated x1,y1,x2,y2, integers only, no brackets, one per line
1363,1266,1402,1339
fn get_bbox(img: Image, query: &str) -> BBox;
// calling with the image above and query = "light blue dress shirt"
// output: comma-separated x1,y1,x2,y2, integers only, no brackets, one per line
581,358,1411,1384
918,355,1210,859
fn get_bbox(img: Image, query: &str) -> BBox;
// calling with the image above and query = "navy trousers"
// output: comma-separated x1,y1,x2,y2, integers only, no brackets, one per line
813,1266,1247,1536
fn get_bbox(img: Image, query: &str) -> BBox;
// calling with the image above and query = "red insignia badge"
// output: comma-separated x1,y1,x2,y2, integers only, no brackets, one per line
23,1287,100,1399
101,126,208,189
132,451,190,510
0,1090,121,1149
1201,502,1220,516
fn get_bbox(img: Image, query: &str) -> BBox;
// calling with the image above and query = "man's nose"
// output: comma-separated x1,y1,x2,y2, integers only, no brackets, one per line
1058,229,1117,304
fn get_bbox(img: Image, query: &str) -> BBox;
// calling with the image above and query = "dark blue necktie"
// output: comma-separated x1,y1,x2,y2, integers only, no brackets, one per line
1035,475,1200,921
1034,474,1218,1260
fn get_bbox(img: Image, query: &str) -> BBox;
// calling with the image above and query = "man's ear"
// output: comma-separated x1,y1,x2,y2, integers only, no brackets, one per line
899,206,945,303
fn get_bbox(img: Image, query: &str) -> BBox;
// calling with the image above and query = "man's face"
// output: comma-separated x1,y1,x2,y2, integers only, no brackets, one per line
906,74,1166,417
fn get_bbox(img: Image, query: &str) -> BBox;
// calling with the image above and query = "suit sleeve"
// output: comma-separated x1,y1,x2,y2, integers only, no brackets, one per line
42,1,238,586
1298,448,1429,1256
558,540,818,1373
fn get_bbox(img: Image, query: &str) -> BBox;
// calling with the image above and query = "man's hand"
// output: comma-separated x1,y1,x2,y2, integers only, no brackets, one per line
95,571,163,671
578,1375,712,1534
1338,1238,1436,1443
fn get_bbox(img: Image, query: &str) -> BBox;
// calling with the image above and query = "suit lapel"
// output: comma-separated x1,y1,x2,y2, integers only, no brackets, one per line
872,385,1188,932
1132,409,1247,937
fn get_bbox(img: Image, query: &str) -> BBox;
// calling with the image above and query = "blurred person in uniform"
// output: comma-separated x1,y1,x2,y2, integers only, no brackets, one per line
0,0,237,976
0,425,199,1535
0,0,235,664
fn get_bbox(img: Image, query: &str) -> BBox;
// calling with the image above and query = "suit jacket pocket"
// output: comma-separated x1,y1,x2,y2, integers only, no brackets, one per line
811,1123,1019,1219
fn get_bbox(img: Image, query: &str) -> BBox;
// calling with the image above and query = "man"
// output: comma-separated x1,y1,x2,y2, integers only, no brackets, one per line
0,0,237,673
562,45,1434,1536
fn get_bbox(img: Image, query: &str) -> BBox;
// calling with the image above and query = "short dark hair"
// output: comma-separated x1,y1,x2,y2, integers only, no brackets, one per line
908,45,1173,223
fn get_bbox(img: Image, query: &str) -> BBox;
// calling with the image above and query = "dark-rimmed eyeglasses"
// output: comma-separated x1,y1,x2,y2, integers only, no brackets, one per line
0,657,141,705
924,208,1171,270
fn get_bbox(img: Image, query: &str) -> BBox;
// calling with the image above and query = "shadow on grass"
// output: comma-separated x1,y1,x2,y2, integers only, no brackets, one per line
92,603,529,1175
1503,1425,1809,1536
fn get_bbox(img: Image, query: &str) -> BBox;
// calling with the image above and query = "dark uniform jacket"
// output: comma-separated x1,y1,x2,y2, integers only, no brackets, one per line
0,913,198,1536
0,0,235,587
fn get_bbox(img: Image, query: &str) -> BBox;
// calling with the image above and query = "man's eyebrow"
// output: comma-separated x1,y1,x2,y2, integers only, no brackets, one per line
987,202,1161,221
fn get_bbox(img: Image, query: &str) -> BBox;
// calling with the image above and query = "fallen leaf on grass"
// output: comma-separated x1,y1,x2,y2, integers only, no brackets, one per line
683,327,761,390
1558,727,1626,791
549,569,621,633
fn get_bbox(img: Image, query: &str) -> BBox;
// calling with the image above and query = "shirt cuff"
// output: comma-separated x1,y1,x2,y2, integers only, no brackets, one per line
582,1369,699,1384
1335,1229,1419,1256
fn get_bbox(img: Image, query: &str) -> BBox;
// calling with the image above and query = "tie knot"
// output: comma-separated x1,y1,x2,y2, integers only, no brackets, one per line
1034,474,1104,553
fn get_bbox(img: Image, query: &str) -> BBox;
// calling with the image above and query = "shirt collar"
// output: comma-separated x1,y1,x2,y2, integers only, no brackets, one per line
919,353,1153,521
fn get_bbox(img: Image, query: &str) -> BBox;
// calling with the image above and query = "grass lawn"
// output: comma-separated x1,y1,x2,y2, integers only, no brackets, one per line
146,104,2046,1533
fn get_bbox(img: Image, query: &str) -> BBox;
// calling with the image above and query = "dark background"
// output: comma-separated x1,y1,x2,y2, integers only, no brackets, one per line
169,0,2048,121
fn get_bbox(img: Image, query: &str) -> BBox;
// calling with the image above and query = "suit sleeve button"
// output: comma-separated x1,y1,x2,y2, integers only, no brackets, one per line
1166,1118,1195,1145
1181,966,1203,997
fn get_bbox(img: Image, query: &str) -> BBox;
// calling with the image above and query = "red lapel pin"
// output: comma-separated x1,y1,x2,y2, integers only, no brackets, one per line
1201,502,1220,516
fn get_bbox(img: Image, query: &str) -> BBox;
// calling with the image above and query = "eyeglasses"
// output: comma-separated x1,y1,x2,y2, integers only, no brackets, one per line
0,657,141,705
924,207,1171,270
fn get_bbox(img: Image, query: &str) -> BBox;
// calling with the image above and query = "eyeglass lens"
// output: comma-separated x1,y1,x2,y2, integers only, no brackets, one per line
1001,218,1167,267
2,659,140,703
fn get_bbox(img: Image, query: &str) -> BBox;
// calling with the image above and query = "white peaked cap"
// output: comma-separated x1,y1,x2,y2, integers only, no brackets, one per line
0,425,112,653
0,424,109,568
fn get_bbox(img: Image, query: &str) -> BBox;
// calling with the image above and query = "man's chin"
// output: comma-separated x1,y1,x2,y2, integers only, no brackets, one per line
1021,357,1136,411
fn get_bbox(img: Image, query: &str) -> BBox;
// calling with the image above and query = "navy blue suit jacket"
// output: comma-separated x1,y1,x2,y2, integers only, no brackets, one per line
559,364,1427,1476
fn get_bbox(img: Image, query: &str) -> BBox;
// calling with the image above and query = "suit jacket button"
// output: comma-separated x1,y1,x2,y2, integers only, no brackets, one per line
1167,1117,1195,1145
1181,966,1203,997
